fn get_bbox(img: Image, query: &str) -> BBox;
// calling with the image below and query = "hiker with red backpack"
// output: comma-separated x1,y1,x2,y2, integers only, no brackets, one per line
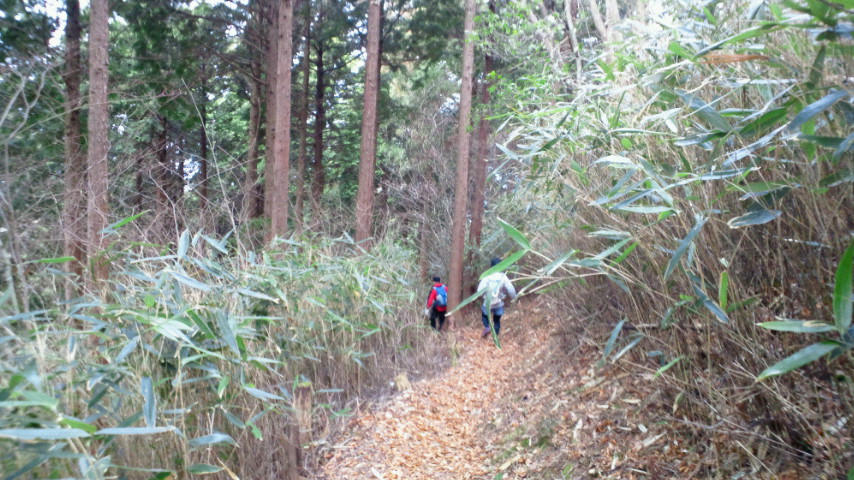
426,277,448,331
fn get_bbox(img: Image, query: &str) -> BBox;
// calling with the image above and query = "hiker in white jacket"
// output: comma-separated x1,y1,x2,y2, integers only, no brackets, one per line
477,257,517,338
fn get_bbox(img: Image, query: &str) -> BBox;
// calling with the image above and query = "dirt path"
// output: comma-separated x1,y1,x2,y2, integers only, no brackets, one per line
317,307,560,480
316,304,677,480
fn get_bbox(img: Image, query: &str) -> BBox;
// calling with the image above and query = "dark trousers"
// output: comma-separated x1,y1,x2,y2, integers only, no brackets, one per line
430,307,446,331
481,306,504,335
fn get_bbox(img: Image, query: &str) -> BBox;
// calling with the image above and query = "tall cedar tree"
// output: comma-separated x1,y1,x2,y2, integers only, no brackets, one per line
270,0,295,239
311,12,325,210
294,2,311,229
242,0,264,221
62,0,85,295
198,64,209,211
86,0,110,285
447,0,476,316
263,0,278,218
354,0,382,247
469,52,493,250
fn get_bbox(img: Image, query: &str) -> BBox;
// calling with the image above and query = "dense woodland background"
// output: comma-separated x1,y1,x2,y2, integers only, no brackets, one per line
0,0,852,478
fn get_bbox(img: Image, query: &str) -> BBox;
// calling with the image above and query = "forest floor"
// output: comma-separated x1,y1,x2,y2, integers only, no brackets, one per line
313,299,713,480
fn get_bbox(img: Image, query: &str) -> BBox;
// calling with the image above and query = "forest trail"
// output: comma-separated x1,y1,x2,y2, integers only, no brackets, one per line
315,301,675,480
318,312,532,479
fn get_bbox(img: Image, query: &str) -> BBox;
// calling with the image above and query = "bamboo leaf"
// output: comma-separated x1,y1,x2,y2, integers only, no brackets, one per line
189,432,236,448
0,428,91,440
612,334,644,362
594,238,632,261
237,288,279,302
727,209,782,228
187,310,217,339
35,256,76,264
693,284,730,323
497,218,531,250
664,214,707,280
177,230,190,259
58,417,97,434
115,336,140,364
101,211,148,234
757,341,840,380
188,464,223,475
719,271,729,310
216,311,240,356
758,320,836,333
169,271,212,292
141,377,156,428
591,155,636,169
694,23,782,57
786,89,848,133
478,250,527,279
613,205,676,214
243,386,283,401
833,240,853,331
612,242,638,265
599,319,626,367
676,90,732,132
96,427,173,436
653,356,683,379
540,250,577,275
446,285,490,316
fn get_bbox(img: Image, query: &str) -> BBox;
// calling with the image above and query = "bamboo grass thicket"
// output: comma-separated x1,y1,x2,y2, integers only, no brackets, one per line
475,0,853,475
0,232,443,478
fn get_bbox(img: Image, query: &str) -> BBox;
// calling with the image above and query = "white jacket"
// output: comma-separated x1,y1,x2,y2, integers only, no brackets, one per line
477,272,517,310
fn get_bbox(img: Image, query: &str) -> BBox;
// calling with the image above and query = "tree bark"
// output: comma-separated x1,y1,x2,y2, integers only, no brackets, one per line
155,115,180,236
294,2,311,231
587,0,607,40
134,153,145,211
605,0,620,42
86,0,110,287
447,0,477,321
243,62,263,222
199,64,209,212
62,0,85,297
354,0,382,248
469,53,493,250
263,0,279,218
269,0,294,240
311,42,325,210
563,0,582,83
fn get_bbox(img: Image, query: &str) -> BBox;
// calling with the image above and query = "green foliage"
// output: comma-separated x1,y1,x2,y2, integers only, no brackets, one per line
0,232,431,478
479,0,852,473
757,240,854,380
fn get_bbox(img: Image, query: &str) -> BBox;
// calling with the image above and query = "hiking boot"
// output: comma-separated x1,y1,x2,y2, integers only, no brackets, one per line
481,328,491,338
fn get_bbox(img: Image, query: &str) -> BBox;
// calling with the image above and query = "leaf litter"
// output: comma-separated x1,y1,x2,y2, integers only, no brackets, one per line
315,301,809,479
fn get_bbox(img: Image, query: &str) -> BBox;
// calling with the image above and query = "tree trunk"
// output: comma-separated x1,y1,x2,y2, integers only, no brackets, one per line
354,0,382,248
85,0,110,287
199,64,209,212
263,0,279,219
134,153,145,211
294,2,311,231
269,0,295,240
587,0,607,40
563,0,582,83
605,0,620,42
311,43,325,211
447,0,477,322
469,53,493,250
62,0,85,297
156,116,170,210
243,63,263,222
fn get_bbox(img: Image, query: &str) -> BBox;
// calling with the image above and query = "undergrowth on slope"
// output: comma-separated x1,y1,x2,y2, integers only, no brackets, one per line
0,230,443,479
483,1,853,476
